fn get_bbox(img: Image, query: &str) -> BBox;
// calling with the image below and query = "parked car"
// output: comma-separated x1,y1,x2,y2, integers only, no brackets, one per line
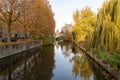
11,37,17,42
1,37,18,42
1,38,7,42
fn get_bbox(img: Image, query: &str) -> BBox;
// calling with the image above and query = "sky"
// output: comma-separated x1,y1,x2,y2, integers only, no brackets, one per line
49,0,105,31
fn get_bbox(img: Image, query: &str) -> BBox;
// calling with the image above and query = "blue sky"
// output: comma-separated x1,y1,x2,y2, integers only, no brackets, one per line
49,0,105,31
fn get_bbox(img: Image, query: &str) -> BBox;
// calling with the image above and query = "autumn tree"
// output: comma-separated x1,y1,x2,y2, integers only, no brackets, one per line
0,0,55,41
72,8,96,42
0,0,21,41
28,0,55,39
17,0,32,39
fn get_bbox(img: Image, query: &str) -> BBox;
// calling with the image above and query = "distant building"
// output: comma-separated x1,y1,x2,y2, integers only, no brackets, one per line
60,23,73,41
55,29,60,39
61,24,72,34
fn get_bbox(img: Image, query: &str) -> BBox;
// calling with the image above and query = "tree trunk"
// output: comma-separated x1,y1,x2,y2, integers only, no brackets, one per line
7,23,12,42
24,25,27,40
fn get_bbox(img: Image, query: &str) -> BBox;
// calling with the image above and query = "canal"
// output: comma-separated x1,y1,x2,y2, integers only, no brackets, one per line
0,42,106,80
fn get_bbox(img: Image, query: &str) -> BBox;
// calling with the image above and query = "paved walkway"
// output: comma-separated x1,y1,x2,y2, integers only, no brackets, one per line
0,39,35,46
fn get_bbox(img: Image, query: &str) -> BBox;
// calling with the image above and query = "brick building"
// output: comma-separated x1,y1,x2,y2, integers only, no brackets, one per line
0,23,27,41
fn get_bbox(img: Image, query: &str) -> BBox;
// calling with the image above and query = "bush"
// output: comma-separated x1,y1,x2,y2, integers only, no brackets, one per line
106,52,120,70
42,35,54,45
94,50,120,70
56,36,72,42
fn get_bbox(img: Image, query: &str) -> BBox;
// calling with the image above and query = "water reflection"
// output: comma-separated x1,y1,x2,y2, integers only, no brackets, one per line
59,42,93,79
0,46,55,80
23,45,54,80
0,42,105,80
54,42,105,80
70,47,93,80
61,43,73,57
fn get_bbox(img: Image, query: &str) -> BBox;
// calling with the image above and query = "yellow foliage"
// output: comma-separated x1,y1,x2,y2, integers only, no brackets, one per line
72,7,96,42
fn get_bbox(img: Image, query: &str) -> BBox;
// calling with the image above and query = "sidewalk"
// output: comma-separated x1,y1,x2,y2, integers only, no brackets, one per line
0,39,35,46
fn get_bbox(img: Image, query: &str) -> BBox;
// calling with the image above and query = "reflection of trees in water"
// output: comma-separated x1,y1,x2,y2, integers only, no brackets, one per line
88,58,105,80
59,42,73,57
59,42,93,79
23,45,55,80
70,47,93,80
59,42,72,50
72,44,78,54
0,46,55,80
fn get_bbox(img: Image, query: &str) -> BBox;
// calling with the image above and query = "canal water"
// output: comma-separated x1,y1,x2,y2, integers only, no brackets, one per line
0,42,106,80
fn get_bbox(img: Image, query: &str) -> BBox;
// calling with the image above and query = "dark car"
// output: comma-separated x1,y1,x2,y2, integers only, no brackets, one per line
1,37,18,42
1,38,7,42
11,37,17,42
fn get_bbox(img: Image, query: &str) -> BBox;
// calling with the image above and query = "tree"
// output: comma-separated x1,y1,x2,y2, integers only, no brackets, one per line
17,0,32,39
0,0,21,41
0,0,56,41
92,0,120,53
27,0,55,39
72,7,96,42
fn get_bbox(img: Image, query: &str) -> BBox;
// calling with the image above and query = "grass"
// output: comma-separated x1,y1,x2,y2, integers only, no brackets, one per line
93,50,120,70
77,40,120,70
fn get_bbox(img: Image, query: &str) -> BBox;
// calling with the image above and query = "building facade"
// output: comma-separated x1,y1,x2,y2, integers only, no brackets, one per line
0,22,26,41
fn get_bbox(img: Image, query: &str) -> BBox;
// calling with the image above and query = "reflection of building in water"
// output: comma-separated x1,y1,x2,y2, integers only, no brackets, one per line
55,41,59,49
62,44,73,57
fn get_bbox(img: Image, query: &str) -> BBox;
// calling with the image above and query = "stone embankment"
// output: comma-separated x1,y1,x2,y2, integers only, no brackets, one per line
0,40,42,59
76,43,120,80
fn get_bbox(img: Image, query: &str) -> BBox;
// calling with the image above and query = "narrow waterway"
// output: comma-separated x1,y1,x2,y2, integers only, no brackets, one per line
0,42,106,80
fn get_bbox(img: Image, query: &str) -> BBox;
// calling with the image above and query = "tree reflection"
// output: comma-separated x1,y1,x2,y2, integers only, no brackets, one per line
59,42,93,79
70,47,93,80
22,45,55,80
0,46,55,80
60,42,73,57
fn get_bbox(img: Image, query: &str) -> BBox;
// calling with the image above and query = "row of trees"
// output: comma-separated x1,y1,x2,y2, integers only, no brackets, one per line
72,0,120,69
72,0,120,53
91,0,120,53
0,0,55,41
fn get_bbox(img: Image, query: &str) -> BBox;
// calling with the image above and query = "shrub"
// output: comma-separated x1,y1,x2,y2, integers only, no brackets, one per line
42,35,54,45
